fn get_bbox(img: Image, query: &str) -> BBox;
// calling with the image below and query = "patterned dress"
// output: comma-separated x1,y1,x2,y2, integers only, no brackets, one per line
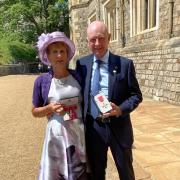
38,74,86,180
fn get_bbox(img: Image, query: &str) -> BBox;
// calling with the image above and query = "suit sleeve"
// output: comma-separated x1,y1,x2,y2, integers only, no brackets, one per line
119,60,143,115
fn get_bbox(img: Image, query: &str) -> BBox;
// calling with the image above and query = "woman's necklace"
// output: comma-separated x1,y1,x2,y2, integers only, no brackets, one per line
56,76,69,85
54,73,70,86
53,69,70,85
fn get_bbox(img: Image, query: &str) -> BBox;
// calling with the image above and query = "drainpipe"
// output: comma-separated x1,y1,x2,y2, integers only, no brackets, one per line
120,0,125,47
97,0,101,20
116,0,120,44
168,0,174,38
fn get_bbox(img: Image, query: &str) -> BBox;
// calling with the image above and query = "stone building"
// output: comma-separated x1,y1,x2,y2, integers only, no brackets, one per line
69,0,180,105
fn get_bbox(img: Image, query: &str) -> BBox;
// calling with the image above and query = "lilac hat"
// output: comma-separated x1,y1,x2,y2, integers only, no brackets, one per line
36,31,75,65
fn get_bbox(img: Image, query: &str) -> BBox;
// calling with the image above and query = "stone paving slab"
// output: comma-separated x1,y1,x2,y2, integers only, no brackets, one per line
161,130,180,142
145,162,180,180
133,145,180,167
133,134,172,148
164,142,180,156
107,151,151,180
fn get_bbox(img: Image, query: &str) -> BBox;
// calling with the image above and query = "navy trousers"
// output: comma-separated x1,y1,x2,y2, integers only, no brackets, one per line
85,115,135,180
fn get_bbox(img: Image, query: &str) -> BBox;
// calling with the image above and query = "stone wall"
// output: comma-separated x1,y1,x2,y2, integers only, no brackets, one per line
119,37,180,105
69,0,90,68
69,0,180,105
0,63,38,76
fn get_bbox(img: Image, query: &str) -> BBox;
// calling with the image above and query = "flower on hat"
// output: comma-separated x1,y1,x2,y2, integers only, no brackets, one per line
37,33,51,51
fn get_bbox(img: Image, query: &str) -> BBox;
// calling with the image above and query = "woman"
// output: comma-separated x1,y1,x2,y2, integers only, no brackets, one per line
32,31,87,180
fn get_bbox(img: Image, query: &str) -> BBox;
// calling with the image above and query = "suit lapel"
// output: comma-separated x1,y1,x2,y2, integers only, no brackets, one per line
84,55,93,110
108,53,121,100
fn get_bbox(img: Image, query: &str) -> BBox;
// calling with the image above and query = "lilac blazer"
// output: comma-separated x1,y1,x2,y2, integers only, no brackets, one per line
32,70,81,107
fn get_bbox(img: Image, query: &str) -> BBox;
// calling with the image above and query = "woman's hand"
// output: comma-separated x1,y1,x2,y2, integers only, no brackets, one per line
47,102,65,116
32,102,65,118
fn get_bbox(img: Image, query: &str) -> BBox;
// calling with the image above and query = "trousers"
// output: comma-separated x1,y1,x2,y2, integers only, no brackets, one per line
85,115,135,180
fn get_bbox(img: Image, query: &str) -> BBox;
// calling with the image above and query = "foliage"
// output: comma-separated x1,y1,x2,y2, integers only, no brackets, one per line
0,39,36,65
0,0,69,64
0,0,69,43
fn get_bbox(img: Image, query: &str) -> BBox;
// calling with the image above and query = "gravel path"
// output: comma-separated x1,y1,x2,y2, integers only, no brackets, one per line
0,75,46,180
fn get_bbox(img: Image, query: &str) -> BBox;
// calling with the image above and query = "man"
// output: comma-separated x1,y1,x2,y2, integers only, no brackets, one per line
76,21,142,180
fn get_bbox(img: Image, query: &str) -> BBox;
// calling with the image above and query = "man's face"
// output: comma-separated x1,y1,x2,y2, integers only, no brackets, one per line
87,25,110,59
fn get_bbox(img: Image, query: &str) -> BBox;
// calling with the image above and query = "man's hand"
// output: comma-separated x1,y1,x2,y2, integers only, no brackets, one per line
102,102,122,118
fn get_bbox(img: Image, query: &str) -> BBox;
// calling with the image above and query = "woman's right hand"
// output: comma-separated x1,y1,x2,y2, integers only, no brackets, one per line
32,102,65,118
48,102,65,116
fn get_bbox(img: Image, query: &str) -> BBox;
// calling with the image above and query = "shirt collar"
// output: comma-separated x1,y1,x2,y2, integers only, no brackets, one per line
93,50,109,64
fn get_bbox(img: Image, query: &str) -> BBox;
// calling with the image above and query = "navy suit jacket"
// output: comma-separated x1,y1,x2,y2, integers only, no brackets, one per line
76,52,143,148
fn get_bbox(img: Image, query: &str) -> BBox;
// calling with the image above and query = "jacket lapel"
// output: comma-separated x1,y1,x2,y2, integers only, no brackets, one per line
84,55,94,111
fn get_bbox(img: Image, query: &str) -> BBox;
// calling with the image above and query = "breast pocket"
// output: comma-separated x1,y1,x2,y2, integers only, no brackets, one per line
116,74,125,81
113,74,128,95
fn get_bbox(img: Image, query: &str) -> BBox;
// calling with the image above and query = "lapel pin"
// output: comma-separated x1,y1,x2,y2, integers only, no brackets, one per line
113,66,118,75
113,70,117,74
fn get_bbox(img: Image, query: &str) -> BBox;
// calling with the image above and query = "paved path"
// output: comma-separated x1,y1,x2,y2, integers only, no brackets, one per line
0,75,179,180
131,97,180,180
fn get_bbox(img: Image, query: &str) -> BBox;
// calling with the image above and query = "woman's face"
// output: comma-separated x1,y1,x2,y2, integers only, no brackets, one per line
47,42,68,68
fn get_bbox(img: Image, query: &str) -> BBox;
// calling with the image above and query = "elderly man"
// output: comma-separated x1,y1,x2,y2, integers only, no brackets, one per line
76,21,142,180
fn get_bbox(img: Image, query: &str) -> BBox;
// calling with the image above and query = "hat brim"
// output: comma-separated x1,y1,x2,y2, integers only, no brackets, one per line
39,35,75,66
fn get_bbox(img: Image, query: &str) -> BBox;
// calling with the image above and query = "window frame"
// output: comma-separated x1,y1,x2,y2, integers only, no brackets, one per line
130,0,159,37
103,0,118,42
88,11,97,24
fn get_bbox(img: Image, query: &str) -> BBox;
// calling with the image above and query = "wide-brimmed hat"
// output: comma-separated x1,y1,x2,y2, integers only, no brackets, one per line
36,31,75,65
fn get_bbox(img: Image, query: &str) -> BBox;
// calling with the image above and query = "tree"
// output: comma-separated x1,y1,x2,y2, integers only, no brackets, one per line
0,0,69,43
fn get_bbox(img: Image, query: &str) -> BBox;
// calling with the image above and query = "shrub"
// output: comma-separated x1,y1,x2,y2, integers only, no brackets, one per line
0,39,36,65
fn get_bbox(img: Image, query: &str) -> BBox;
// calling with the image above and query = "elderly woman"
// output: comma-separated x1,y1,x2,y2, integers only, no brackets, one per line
32,31,87,180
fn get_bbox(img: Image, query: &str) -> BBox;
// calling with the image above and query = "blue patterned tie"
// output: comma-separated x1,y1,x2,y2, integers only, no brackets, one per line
91,60,101,119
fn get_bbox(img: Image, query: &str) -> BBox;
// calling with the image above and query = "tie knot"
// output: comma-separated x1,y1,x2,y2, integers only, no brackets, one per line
96,59,102,63
96,59,102,66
